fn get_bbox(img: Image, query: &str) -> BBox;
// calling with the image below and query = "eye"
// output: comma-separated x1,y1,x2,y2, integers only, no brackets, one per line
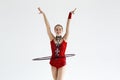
56,28,59,31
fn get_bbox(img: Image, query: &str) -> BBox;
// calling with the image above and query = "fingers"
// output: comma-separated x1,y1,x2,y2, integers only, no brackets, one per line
73,8,76,12
38,7,44,14
71,8,77,14
38,7,41,11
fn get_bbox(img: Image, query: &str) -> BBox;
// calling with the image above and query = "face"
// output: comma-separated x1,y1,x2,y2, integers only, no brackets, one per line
54,25,63,36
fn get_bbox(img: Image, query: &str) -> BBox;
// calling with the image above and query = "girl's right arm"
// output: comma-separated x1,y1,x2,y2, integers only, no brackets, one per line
38,7,54,41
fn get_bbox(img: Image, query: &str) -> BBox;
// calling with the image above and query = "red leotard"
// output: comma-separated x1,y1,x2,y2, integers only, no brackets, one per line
49,39,67,69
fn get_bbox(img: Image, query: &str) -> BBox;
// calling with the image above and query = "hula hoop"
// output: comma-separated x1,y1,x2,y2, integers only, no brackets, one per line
32,54,75,61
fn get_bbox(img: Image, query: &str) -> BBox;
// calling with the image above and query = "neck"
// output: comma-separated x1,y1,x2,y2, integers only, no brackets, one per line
56,36,62,41
56,35,62,38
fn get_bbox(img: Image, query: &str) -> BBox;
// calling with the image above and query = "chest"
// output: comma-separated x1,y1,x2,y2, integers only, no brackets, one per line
51,40,67,50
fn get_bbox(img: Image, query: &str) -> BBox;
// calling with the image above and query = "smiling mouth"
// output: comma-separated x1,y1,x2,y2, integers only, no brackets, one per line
57,32,61,34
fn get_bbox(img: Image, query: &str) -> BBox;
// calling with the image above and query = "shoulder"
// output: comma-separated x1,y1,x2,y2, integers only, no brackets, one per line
62,38,67,43
50,36,55,42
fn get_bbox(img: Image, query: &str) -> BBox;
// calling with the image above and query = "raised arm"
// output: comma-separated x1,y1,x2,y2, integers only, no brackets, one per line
63,8,76,41
38,7,54,41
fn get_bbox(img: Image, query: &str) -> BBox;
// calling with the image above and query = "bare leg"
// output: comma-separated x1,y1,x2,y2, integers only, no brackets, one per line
51,66,58,80
57,66,66,80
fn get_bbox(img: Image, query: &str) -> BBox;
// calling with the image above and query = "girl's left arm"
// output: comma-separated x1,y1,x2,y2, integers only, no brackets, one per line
63,8,76,41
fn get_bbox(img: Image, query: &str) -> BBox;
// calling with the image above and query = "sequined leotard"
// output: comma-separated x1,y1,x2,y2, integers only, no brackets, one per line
49,39,67,69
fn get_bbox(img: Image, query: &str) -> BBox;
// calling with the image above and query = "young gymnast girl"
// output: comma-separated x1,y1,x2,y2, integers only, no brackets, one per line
38,7,76,80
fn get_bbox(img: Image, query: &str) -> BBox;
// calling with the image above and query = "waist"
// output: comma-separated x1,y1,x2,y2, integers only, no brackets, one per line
51,56,66,59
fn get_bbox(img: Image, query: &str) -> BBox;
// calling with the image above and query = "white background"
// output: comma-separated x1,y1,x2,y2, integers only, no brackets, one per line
0,0,120,80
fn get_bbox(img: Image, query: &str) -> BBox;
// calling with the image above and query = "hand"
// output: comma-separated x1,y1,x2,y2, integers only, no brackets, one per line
71,8,76,14
38,7,44,14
